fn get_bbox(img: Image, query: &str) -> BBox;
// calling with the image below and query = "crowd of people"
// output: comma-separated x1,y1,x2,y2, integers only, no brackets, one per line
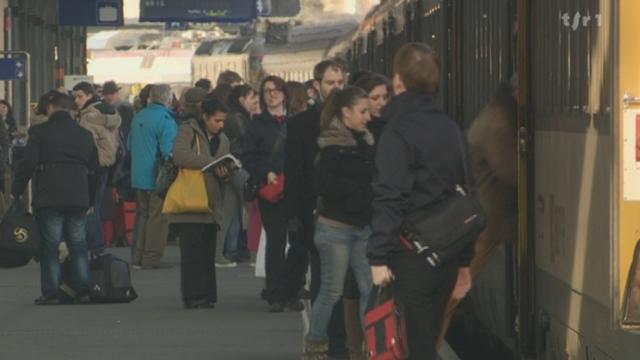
2,41,518,360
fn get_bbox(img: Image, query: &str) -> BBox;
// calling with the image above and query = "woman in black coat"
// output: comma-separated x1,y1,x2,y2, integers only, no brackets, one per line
367,43,476,360
303,87,375,359
242,76,302,312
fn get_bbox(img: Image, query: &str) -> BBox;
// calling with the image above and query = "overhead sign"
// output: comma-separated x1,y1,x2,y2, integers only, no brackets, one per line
0,58,26,81
64,75,95,92
59,0,124,26
139,0,258,23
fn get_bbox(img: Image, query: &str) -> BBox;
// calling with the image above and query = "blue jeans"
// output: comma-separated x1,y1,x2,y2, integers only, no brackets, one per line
86,171,108,255
35,207,91,297
307,221,373,342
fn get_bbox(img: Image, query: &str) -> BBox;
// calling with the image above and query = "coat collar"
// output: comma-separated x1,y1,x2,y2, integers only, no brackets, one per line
317,117,374,149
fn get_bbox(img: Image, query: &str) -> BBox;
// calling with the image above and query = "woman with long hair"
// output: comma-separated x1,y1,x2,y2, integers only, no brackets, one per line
168,97,231,309
353,73,392,142
303,87,375,359
215,84,259,266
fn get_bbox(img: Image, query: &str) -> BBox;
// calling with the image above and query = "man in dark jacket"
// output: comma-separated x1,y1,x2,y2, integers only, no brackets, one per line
279,60,346,302
367,43,475,359
12,92,99,305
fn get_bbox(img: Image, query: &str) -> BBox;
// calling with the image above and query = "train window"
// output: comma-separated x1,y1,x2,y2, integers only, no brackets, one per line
623,240,640,325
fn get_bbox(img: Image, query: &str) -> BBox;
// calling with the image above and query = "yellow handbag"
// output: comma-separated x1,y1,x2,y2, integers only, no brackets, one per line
162,136,211,214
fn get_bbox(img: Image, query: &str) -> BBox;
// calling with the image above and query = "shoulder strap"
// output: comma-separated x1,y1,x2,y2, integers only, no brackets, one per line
267,123,287,163
391,116,473,195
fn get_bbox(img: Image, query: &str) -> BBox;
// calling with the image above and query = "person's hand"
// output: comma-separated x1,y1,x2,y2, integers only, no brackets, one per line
267,172,278,185
451,267,472,300
87,207,95,215
214,165,230,180
371,265,394,286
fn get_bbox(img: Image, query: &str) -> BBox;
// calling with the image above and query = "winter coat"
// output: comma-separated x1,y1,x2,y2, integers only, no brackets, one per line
315,117,375,228
224,109,251,158
12,111,99,209
367,91,475,266
128,103,179,191
466,85,518,272
367,116,387,144
242,111,287,183
78,99,122,167
167,118,230,225
283,104,321,220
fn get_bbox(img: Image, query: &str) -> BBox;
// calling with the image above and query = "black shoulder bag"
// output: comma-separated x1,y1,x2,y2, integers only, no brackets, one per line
400,130,487,268
243,124,287,201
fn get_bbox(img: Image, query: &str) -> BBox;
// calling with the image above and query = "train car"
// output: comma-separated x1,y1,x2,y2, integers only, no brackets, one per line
331,0,640,358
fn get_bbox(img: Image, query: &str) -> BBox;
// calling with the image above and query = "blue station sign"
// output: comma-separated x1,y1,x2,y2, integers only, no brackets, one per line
0,58,26,81
139,0,258,23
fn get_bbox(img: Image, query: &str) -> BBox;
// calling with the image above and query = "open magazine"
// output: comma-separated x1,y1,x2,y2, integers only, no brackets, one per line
201,154,242,172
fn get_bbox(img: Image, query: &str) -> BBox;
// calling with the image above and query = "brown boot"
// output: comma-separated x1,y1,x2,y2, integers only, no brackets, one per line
344,298,366,360
302,339,329,360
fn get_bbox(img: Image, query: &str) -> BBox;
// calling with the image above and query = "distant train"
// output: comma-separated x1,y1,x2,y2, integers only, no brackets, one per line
330,0,640,359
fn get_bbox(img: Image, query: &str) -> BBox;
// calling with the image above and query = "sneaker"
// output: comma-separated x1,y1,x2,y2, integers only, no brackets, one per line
34,295,61,306
184,298,216,309
141,262,173,270
215,257,237,268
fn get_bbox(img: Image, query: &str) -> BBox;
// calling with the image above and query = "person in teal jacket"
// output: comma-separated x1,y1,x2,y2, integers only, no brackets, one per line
128,84,178,269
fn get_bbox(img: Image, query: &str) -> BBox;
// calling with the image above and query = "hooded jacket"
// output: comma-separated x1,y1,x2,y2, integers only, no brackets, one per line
78,98,122,167
224,108,251,158
315,117,375,227
367,91,476,266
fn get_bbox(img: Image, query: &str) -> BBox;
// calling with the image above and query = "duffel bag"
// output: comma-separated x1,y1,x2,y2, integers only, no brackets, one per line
0,247,32,268
0,202,39,257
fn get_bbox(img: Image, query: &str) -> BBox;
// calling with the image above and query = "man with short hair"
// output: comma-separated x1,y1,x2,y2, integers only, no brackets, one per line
216,70,243,87
280,60,346,305
194,78,213,92
280,59,348,354
72,81,122,256
128,84,178,269
12,92,99,305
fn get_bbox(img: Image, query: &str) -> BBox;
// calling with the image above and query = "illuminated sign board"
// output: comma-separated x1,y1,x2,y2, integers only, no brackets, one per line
139,0,258,23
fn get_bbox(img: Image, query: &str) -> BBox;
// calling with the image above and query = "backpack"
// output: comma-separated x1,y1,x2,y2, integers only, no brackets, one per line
89,253,138,303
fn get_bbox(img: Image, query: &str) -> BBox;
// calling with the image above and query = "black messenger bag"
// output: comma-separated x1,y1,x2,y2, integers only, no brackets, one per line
400,131,487,268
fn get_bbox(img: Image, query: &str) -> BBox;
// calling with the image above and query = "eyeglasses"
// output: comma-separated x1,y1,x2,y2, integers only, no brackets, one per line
264,88,283,95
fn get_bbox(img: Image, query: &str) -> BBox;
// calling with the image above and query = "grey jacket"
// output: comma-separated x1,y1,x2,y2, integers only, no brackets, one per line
167,118,230,225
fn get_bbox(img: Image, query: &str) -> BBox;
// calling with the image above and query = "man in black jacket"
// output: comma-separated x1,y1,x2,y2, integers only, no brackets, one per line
275,59,345,307
12,92,100,305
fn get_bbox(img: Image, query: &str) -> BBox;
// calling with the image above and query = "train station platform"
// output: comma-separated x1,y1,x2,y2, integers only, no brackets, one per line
0,245,460,360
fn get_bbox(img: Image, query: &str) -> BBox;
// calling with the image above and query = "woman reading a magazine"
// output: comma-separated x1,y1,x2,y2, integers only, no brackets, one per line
168,95,232,309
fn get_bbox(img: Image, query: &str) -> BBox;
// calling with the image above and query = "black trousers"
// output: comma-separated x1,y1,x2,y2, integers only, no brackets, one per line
259,199,288,303
171,223,218,303
275,204,318,302
389,252,458,360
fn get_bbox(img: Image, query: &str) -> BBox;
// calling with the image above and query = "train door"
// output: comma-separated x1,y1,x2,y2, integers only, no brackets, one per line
618,0,640,336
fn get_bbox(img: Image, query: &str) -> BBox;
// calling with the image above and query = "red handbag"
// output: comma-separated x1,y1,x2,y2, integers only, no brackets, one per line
259,173,285,203
365,286,409,360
